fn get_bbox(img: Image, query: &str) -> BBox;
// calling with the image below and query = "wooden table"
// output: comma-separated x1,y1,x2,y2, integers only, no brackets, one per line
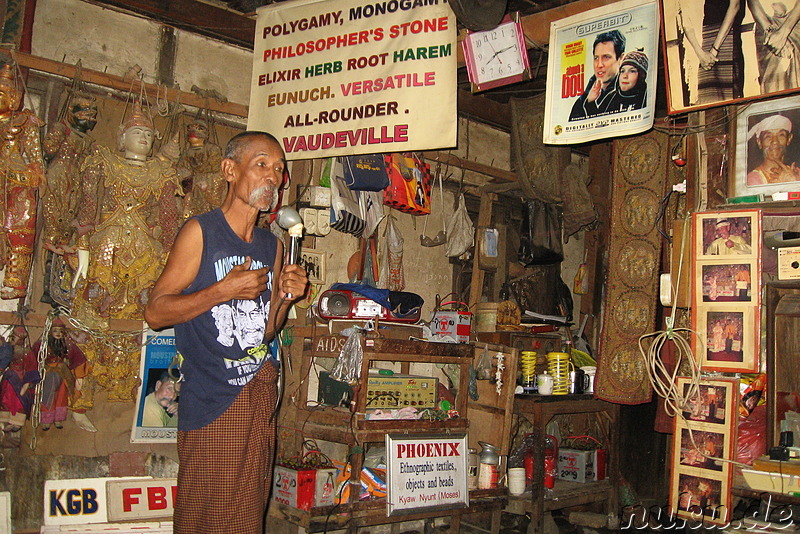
511,394,620,534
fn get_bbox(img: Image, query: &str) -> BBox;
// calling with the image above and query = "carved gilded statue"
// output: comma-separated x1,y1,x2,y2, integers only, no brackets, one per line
0,63,45,300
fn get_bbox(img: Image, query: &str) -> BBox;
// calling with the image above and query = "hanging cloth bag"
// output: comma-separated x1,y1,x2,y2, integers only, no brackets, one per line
445,193,474,258
343,154,390,191
383,153,432,215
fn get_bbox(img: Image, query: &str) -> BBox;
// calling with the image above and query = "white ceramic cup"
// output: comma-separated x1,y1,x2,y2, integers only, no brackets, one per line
507,467,527,495
537,373,554,395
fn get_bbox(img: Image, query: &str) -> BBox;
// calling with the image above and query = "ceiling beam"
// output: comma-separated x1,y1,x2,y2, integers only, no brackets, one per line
87,0,256,49
91,0,618,54
518,0,622,48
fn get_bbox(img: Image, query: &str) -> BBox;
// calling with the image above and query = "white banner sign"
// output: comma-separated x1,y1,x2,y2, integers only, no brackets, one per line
385,433,468,515
106,478,177,522
249,0,457,160
543,0,659,144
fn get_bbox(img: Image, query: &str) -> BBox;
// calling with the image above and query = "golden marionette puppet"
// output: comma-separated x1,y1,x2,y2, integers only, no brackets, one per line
0,63,45,299
41,91,98,254
177,118,225,219
71,102,181,402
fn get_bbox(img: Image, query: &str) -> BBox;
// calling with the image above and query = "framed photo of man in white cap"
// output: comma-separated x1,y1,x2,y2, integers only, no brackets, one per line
735,94,800,198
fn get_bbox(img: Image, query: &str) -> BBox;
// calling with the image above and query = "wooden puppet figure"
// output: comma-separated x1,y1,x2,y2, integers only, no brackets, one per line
177,118,225,219
0,63,45,299
70,101,181,402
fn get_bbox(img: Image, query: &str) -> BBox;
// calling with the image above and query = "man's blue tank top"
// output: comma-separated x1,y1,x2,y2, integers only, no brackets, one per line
175,208,278,431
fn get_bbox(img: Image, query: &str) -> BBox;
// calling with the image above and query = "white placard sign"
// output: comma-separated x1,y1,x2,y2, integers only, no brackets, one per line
43,477,149,525
249,0,457,160
106,478,177,522
385,433,469,515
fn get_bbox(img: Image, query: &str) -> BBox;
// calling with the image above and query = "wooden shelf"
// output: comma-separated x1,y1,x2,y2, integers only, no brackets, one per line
296,406,469,445
271,489,506,533
506,479,614,515
272,336,501,533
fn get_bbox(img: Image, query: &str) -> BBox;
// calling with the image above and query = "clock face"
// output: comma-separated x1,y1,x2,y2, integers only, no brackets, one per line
468,22,526,85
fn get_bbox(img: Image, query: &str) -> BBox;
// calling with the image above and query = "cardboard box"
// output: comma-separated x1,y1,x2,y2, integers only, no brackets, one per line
272,466,338,510
557,448,607,483
432,311,471,343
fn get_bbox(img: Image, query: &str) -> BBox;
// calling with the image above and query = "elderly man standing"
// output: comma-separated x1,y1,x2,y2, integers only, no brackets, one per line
746,114,800,185
144,131,308,534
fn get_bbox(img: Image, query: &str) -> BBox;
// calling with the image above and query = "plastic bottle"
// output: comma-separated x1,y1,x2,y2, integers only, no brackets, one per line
477,441,499,489
544,435,558,489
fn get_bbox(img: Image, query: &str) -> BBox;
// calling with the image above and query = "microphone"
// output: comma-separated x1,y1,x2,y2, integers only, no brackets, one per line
276,206,304,299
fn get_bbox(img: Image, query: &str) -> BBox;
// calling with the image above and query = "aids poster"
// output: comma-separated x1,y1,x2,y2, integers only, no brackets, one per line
249,0,457,160
543,0,659,144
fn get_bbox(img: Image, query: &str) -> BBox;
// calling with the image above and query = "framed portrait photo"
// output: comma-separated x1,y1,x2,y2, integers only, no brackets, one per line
693,210,759,260
698,308,758,372
661,0,800,115
678,427,727,472
734,94,800,198
299,250,326,285
700,263,754,303
678,379,735,426
671,471,731,525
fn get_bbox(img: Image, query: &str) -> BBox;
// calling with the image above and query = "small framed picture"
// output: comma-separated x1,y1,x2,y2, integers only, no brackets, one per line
678,428,726,472
694,212,757,260
672,472,730,525
701,264,753,303
734,94,800,199
299,250,326,284
679,381,732,426
699,308,758,372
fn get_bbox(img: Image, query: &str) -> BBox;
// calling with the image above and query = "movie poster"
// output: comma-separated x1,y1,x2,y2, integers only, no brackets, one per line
543,0,659,144
131,328,179,443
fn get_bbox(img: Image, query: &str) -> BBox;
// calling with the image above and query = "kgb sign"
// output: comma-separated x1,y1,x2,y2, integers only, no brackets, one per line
385,433,469,515
43,477,148,525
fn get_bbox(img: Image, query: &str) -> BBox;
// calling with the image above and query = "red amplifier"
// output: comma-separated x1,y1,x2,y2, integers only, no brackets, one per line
317,289,421,323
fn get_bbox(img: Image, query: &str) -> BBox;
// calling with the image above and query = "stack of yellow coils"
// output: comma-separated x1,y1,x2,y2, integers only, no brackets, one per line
546,352,571,395
520,351,537,389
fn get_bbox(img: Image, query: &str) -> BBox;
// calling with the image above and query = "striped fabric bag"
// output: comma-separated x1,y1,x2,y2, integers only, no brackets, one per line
329,157,365,237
